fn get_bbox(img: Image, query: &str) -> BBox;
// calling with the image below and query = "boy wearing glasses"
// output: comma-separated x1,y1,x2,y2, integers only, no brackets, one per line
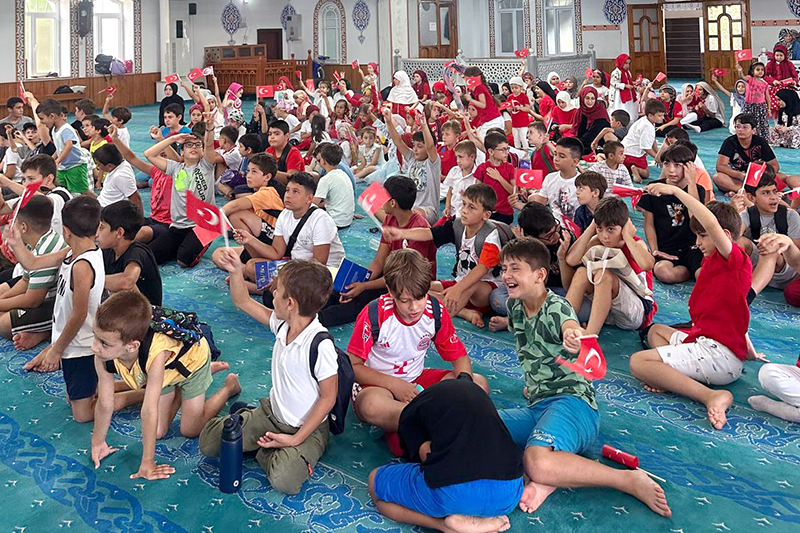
474,132,515,224
142,112,217,267
712,113,780,193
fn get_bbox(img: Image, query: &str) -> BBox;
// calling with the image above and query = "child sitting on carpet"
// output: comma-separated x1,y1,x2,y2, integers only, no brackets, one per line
589,141,633,192
93,144,142,210
201,251,337,495
572,170,607,232
526,121,556,174
266,120,305,185
565,197,656,336
530,137,583,220
97,200,162,306
346,249,488,456
101,93,131,149
383,184,507,328
91,290,240,481
209,125,242,197
312,143,355,230
496,237,671,517
369,374,523,533
474,132,515,224
631,192,751,430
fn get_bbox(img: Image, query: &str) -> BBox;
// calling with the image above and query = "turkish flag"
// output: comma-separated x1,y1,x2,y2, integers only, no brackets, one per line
711,68,728,77
465,76,482,90
634,74,643,86
654,72,666,82
358,182,392,215
18,81,26,104
556,334,607,380
514,48,529,59
11,180,43,226
333,71,342,82
351,60,359,69
202,66,214,76
585,67,594,78
612,185,644,208
295,70,303,79
744,162,767,188
98,86,117,96
275,82,286,91
561,215,582,237
557,81,567,91
515,169,544,189
602,444,640,469
256,85,275,98
499,101,512,111
735,49,752,62
187,68,203,82
186,191,224,235
164,73,180,84
305,79,315,92
785,187,800,200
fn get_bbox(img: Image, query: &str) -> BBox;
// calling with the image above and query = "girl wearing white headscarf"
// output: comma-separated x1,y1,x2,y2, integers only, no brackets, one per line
546,71,561,94
387,71,419,117
680,81,726,133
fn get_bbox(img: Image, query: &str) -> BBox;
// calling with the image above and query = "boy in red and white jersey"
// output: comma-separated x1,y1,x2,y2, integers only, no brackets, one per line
346,249,488,455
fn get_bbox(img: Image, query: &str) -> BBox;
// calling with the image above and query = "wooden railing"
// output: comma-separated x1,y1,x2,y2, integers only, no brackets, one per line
209,51,314,95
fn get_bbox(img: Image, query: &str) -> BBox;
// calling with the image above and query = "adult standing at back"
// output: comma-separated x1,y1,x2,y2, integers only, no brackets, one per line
609,54,638,121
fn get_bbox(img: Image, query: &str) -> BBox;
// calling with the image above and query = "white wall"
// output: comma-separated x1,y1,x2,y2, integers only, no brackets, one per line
0,10,15,83
141,0,162,73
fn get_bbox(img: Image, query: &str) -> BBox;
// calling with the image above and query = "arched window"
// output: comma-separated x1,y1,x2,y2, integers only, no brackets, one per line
319,3,342,61
497,0,525,55
25,0,62,76
544,0,575,56
94,0,124,58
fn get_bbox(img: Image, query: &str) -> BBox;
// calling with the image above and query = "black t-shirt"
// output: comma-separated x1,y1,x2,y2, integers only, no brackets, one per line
398,374,524,488
638,179,706,255
71,119,89,142
103,242,163,305
542,230,575,288
718,135,776,173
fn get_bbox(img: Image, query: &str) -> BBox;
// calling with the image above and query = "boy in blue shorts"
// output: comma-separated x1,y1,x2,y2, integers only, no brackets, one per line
497,238,671,517
369,374,521,533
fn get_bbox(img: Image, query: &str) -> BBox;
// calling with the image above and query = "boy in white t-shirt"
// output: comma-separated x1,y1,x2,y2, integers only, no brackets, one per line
93,145,142,210
203,250,338,494
313,143,354,229
532,137,582,220
346,248,488,456
443,140,478,219
211,126,243,197
101,93,132,148
622,99,666,182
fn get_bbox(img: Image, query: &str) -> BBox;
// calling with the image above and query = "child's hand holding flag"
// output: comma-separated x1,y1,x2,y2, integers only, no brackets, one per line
558,334,607,380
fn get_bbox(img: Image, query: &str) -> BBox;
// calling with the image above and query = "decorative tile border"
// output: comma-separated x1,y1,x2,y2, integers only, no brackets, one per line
85,18,94,77
583,24,620,31
134,0,142,73
313,0,347,62
70,0,80,77
575,0,583,53
15,0,25,80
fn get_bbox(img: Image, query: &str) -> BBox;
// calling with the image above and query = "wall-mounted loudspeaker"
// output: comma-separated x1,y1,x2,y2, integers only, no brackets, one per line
189,3,197,15
176,20,184,39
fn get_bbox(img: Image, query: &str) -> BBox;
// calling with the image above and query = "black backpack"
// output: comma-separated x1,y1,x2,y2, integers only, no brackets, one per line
308,331,355,435
747,204,788,238
451,218,514,278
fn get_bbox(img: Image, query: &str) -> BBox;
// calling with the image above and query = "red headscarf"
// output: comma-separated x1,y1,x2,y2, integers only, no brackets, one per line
412,70,431,99
278,76,294,90
615,54,635,103
573,86,610,131
766,44,799,83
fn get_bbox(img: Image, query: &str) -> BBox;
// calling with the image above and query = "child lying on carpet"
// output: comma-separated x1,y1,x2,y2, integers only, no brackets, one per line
90,291,240,481
369,374,522,533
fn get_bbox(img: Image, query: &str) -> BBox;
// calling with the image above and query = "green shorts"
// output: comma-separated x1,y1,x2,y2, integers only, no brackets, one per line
57,164,90,193
161,352,212,400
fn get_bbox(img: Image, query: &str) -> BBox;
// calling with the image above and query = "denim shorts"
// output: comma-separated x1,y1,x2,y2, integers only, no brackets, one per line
499,395,599,453
373,462,523,518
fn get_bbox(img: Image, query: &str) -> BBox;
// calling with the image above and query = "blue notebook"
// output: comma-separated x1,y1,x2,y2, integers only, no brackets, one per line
333,259,372,293
254,260,288,291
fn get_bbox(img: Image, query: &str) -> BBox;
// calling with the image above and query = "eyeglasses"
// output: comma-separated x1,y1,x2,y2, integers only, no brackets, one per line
183,142,203,149
492,147,510,152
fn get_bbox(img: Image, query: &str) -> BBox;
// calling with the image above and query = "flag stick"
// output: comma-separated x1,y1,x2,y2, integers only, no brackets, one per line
220,211,232,248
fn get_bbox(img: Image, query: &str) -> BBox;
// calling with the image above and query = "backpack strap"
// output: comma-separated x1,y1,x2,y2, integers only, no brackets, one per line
104,360,116,374
747,205,761,239
47,189,72,203
138,328,193,379
367,298,381,345
429,296,442,334
776,204,789,235
136,329,156,376
276,145,292,172
308,331,335,381
284,206,317,258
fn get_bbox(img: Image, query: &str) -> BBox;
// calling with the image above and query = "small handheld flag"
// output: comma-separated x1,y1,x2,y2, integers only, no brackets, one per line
654,72,667,82
465,76,482,90
186,191,228,247
305,79,315,92
784,187,800,201
711,67,728,77
585,67,594,78
351,60,359,69
256,85,275,98
10,180,43,228
514,48,530,59
744,162,767,189
18,81,26,104
295,69,303,79
561,215,582,237
164,73,180,84
499,101,512,111
202,66,214,76
515,169,544,189
275,82,286,91
611,185,644,208
556,334,607,380
735,49,753,62
98,86,117,96
187,68,203,82
358,182,392,227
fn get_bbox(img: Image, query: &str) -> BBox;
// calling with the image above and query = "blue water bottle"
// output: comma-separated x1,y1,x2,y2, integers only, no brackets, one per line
219,414,243,493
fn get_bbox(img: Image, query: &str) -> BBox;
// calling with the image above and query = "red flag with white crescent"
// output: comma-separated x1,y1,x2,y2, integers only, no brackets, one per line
202,66,214,76
186,191,224,235
465,76,482,90
556,334,607,380
744,162,767,189
187,68,203,82
256,85,275,98
164,73,180,84
514,48,529,59
735,49,752,62
561,215,582,237
515,169,544,189
358,182,392,216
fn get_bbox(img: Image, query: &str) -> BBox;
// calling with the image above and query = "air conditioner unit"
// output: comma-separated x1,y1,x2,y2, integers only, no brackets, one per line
287,14,302,41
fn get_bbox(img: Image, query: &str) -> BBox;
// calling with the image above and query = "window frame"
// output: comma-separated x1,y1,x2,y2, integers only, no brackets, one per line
319,3,342,62
94,0,125,60
543,0,576,57
496,0,525,56
25,0,62,77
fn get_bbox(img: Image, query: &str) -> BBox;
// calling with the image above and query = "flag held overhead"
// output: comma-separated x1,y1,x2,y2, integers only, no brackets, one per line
514,48,530,59
465,76,482,90
202,66,214,76
654,72,667,82
256,85,275,98
187,68,204,82
735,49,752,61
164,73,180,84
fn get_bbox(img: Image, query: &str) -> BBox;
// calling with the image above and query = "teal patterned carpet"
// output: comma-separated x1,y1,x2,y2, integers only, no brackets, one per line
1,96,800,533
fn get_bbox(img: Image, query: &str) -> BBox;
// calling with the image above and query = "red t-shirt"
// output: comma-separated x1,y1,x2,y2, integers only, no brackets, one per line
266,145,305,173
474,161,515,215
438,144,457,179
471,83,501,125
531,144,555,174
148,166,173,225
621,236,657,328
685,244,752,359
380,213,438,277
507,93,532,128
346,293,466,382
539,96,556,119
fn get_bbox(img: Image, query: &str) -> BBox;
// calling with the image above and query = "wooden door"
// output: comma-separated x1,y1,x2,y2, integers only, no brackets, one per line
418,0,458,59
257,29,283,60
704,0,750,87
627,4,665,78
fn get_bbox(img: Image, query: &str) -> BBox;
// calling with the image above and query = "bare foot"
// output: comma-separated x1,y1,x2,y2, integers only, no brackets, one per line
706,389,734,430
632,174,643,184
489,316,509,332
458,309,485,328
644,384,665,393
13,331,49,351
625,469,671,517
443,515,510,533
517,481,556,513
353,213,364,220
210,361,230,374
224,373,242,397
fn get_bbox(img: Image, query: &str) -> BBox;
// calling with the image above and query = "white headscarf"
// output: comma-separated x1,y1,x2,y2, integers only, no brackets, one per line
388,71,419,105
547,71,560,91
556,91,575,111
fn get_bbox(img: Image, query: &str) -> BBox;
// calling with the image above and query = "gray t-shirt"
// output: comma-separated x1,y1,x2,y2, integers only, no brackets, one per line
0,116,34,131
402,154,441,224
165,158,215,229
740,207,800,240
